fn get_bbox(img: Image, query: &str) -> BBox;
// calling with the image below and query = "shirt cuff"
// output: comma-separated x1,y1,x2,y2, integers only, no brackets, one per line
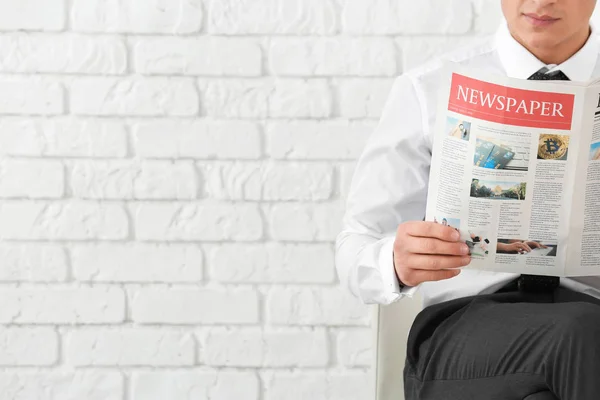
379,236,419,303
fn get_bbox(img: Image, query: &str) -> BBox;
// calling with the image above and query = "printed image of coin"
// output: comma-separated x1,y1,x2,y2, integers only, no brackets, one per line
538,134,569,160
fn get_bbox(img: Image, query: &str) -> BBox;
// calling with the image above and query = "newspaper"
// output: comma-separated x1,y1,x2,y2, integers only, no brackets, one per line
426,63,600,277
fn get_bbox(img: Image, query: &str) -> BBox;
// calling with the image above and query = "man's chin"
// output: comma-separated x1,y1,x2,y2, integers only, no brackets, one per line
520,32,562,53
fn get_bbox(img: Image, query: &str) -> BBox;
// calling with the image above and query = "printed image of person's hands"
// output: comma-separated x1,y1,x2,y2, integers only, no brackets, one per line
393,221,471,287
525,241,548,250
496,238,556,256
497,241,532,254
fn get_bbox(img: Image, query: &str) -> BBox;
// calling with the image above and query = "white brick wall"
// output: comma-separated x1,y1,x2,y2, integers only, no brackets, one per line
0,1,535,398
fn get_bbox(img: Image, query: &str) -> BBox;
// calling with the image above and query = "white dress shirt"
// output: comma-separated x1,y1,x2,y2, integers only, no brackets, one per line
335,20,600,309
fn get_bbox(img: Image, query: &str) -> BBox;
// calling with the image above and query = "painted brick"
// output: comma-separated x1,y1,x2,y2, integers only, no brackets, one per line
209,243,335,283
133,120,262,159
66,328,195,366
473,0,504,34
266,121,372,160
201,162,333,201
0,78,63,115
0,286,125,324
134,37,261,76
208,0,337,35
200,79,332,118
132,288,259,324
336,328,372,367
399,36,485,71
71,0,202,33
0,34,126,74
203,328,329,367
0,118,128,158
262,371,370,400
270,38,397,76
70,160,197,200
267,203,344,241
0,0,65,31
72,244,203,283
0,244,67,281
338,79,394,118
0,160,64,198
267,287,371,326
0,372,124,400
0,328,58,366
339,162,358,199
132,371,259,400
133,203,263,241
0,202,128,240
342,0,473,34
71,77,199,116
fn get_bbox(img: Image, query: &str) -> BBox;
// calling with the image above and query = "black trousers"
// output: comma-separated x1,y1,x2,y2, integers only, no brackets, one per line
403,279,600,400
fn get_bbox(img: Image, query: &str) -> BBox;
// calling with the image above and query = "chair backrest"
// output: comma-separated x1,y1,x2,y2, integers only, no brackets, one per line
373,292,423,400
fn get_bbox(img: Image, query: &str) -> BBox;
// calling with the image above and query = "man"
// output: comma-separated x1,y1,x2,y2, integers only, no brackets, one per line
335,1,600,399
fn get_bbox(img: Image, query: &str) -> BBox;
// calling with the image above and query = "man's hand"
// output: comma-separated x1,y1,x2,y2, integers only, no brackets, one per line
393,221,470,287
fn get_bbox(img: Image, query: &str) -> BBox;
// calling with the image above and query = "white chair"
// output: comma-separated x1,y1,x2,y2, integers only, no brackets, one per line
372,292,423,400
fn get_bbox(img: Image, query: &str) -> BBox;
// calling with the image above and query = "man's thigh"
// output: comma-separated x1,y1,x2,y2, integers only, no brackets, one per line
404,373,546,400
404,295,600,399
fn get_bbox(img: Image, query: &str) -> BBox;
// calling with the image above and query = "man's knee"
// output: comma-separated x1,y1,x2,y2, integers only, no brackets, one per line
523,391,558,400
553,302,600,344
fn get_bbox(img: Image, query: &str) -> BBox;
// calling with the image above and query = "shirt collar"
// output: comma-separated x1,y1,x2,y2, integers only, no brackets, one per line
495,19,599,82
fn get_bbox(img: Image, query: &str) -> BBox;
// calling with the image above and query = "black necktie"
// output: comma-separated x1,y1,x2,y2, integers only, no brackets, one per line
515,68,568,293
528,67,570,81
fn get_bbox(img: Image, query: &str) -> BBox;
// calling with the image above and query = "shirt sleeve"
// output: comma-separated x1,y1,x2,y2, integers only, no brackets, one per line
335,73,431,305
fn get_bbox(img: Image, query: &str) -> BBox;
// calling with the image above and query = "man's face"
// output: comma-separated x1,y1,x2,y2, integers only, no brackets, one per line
502,0,596,49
